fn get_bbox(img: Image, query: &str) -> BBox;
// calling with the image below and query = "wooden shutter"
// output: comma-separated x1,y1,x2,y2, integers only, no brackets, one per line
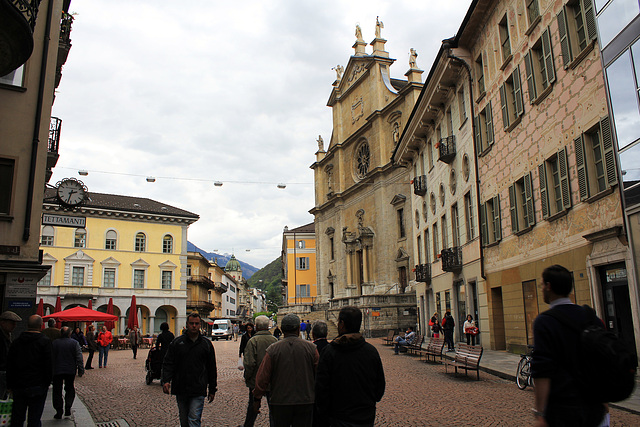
500,84,509,129
539,162,549,218
583,0,597,41
474,115,483,154
480,203,488,246
601,116,618,187
514,67,524,117
542,28,556,85
558,147,572,210
524,172,535,227
493,195,502,241
524,51,536,102
509,184,518,233
486,102,494,146
557,8,571,67
574,134,589,200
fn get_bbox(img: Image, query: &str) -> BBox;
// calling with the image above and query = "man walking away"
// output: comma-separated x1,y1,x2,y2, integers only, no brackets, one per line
7,315,53,427
311,320,329,353
315,306,385,427
442,311,455,351
243,315,277,427
85,325,97,369
162,312,217,427
129,326,142,359
253,314,319,426
52,326,84,419
42,318,61,342
0,311,21,399
531,265,606,426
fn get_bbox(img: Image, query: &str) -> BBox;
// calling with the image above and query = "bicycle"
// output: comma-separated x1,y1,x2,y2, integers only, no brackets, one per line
516,345,534,390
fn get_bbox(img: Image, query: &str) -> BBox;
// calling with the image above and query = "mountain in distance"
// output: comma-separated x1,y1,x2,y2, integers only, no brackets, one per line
187,241,259,279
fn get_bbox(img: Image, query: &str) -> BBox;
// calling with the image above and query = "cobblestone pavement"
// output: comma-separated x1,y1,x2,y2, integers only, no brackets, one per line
74,339,640,426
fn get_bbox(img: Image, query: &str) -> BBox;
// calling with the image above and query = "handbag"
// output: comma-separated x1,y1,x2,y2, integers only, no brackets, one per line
0,396,12,426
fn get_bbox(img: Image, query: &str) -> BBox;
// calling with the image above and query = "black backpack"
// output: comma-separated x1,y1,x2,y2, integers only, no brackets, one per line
542,305,637,403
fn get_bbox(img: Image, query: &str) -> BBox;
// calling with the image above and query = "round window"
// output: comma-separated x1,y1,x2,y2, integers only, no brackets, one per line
355,142,370,179
430,193,436,214
450,169,457,195
415,210,420,228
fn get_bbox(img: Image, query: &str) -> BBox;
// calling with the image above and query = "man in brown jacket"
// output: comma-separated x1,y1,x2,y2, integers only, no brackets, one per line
253,314,319,426
243,315,277,426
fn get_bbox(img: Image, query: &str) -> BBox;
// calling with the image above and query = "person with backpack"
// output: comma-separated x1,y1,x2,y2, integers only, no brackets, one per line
531,265,610,426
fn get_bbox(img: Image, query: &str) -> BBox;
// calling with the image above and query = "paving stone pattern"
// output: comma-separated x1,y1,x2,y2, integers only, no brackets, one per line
75,339,640,426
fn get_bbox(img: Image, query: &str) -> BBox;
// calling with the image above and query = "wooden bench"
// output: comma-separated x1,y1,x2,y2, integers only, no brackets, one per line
419,336,445,363
444,344,483,380
382,329,396,346
406,334,424,356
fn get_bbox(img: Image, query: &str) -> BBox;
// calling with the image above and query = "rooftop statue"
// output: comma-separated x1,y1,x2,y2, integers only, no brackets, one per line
409,48,418,69
355,24,364,42
375,16,384,38
317,135,324,151
332,64,344,81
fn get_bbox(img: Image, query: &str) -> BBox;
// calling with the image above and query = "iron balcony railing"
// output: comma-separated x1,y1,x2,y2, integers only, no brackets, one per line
437,135,456,164
415,263,431,284
187,275,216,289
413,175,427,196
441,246,463,272
48,117,61,153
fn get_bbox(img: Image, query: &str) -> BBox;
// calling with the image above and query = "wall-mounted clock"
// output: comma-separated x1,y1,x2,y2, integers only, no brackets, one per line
56,178,87,208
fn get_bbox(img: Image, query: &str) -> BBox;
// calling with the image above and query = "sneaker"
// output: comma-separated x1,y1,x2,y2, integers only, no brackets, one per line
54,412,62,419
65,409,71,416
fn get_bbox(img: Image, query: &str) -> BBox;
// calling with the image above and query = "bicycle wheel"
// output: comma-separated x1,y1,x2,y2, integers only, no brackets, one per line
516,358,530,390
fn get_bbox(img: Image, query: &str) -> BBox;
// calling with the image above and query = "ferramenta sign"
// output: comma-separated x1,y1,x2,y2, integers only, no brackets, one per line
42,213,86,228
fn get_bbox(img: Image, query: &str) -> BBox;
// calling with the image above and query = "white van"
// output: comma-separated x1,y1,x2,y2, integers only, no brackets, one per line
211,319,233,341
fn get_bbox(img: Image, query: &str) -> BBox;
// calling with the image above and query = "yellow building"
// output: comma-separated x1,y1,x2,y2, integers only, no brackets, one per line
281,223,317,306
1,0,73,325
38,189,199,335
209,260,239,318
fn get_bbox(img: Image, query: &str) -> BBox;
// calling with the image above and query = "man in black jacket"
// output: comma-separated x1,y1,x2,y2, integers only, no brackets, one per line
52,326,84,419
315,306,385,426
7,315,53,427
162,312,217,427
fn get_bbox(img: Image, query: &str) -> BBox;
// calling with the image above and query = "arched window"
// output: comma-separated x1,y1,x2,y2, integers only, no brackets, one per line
135,232,146,252
74,229,86,248
105,230,117,250
41,226,54,246
163,235,173,254
154,308,168,334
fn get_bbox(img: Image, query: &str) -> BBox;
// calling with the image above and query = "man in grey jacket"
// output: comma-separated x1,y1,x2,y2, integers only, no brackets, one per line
52,326,84,419
254,314,319,426
243,315,277,427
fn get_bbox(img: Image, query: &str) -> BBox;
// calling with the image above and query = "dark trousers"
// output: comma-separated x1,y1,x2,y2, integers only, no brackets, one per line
11,386,48,427
131,344,138,359
85,349,94,368
270,403,313,427
465,333,476,346
444,330,454,350
244,389,272,427
52,374,76,414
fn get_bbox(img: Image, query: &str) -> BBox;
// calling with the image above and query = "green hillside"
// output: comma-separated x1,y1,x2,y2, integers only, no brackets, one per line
248,257,283,312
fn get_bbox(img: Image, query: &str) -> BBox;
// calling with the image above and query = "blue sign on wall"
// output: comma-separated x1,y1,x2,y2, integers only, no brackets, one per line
9,301,33,308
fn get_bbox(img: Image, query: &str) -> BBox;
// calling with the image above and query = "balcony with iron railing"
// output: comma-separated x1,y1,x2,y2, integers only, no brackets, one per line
437,135,456,164
441,246,463,272
55,10,73,89
413,175,427,196
0,0,41,76
46,116,61,183
414,263,431,284
186,299,216,312
187,275,216,289
214,282,228,293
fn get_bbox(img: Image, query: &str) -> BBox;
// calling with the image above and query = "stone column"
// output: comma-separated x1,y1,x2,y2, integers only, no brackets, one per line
363,246,369,284
120,316,126,335
149,316,155,335
346,250,353,286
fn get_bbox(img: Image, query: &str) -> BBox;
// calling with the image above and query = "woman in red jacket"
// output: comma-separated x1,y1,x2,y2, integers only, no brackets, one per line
97,325,113,368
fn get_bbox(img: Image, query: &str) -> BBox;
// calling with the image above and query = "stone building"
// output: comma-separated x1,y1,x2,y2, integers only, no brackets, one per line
310,20,423,335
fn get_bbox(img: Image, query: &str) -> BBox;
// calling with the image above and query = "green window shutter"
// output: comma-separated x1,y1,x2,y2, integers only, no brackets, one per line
574,134,589,200
542,28,556,85
557,8,571,67
583,0,597,41
474,115,483,154
500,84,509,129
524,51,536,102
524,172,535,227
486,102,494,146
494,195,502,241
539,163,549,219
509,184,518,233
601,116,618,187
480,203,488,246
558,147,572,210
514,66,524,117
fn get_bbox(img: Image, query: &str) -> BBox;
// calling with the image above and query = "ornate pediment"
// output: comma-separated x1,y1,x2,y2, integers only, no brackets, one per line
64,250,94,262
131,258,150,268
390,194,407,206
158,260,177,270
100,256,121,267
395,247,410,262
42,253,58,263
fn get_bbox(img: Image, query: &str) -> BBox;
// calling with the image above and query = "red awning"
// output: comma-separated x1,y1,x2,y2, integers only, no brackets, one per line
43,306,118,322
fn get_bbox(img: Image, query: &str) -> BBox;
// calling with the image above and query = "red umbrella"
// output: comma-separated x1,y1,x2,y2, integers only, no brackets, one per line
54,296,62,328
43,306,118,322
105,298,115,331
88,300,92,310
127,295,139,330
36,299,44,329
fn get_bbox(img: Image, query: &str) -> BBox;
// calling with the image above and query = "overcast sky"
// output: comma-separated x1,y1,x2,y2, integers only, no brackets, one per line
50,0,471,269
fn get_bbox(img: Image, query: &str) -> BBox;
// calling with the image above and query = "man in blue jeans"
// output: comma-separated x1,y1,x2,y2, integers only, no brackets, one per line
393,326,416,354
162,313,217,426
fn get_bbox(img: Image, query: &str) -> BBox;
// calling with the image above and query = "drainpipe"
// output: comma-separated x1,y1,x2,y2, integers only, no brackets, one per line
443,41,486,281
24,0,54,241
